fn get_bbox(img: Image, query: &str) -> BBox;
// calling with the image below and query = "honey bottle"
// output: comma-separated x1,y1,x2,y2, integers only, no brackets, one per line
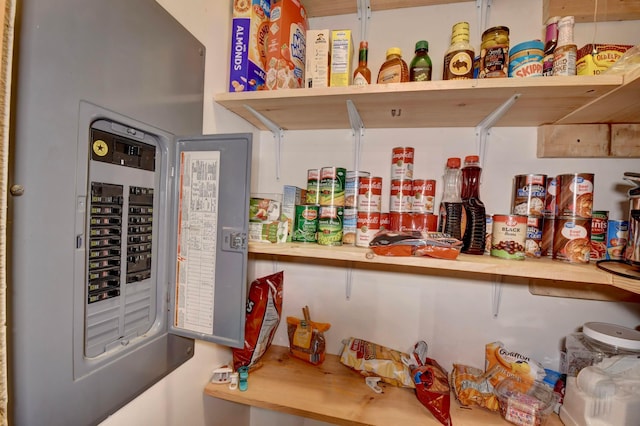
377,48,409,84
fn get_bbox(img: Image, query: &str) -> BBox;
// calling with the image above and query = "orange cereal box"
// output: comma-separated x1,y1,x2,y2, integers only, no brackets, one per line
229,0,271,92
265,0,308,90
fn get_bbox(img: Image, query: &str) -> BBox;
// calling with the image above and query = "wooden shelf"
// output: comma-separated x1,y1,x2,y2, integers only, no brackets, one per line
543,0,640,23
215,75,631,130
248,242,640,294
303,0,470,18
205,345,564,426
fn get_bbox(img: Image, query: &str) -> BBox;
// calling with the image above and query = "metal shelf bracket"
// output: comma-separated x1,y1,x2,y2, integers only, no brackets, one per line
491,276,503,318
357,0,371,42
476,0,493,41
474,93,520,167
347,100,365,172
244,104,285,180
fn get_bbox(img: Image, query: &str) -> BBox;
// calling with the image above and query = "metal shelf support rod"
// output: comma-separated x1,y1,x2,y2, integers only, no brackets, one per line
244,104,285,180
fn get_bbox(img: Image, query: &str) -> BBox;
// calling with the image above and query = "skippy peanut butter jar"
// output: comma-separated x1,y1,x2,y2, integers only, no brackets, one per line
265,0,308,90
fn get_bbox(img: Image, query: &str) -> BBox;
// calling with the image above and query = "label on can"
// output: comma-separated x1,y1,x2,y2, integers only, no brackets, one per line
319,167,346,206
317,206,344,246
389,212,412,232
491,215,527,260
553,217,592,263
389,179,413,212
345,171,370,208
357,176,383,213
541,215,555,258
380,212,390,231
590,211,609,260
356,212,381,247
512,174,546,216
525,215,543,258
292,205,318,243
544,177,557,216
606,220,629,260
556,173,594,218
412,213,437,232
342,207,358,245
306,169,320,205
391,147,414,180
412,179,436,213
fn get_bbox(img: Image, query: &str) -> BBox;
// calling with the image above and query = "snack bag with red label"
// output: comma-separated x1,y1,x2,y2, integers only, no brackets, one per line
412,357,453,426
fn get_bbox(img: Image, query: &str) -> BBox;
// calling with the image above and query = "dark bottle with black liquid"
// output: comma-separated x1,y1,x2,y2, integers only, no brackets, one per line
438,157,463,240
461,155,486,254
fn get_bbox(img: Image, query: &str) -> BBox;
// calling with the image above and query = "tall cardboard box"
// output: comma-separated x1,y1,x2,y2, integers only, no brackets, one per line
305,30,331,88
330,30,354,87
229,0,271,92
265,0,309,89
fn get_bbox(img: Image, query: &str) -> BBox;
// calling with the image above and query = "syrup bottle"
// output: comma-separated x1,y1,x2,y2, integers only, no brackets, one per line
377,47,409,84
438,157,464,240
461,155,486,254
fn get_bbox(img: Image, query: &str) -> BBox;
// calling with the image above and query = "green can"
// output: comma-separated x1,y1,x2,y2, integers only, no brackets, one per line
317,206,344,246
293,205,319,243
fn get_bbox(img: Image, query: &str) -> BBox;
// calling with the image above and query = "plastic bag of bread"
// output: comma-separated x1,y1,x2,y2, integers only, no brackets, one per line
339,337,415,388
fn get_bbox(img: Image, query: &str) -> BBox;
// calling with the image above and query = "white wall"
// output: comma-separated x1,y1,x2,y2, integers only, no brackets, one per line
102,1,640,425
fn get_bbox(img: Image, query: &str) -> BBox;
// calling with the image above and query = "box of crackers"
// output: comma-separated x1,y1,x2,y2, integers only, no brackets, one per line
265,0,309,90
228,0,271,92
576,43,634,76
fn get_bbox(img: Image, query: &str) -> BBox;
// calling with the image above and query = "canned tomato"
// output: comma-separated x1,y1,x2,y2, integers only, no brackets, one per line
553,216,592,263
412,179,436,214
317,206,344,246
590,211,608,260
541,215,555,258
525,215,543,258
306,169,320,205
292,205,318,243
606,220,629,260
412,213,438,232
345,171,370,208
356,211,381,248
319,167,346,206
391,147,414,180
342,207,357,245
357,176,383,213
389,212,412,232
508,40,544,78
390,179,413,212
512,174,547,216
490,214,527,260
556,173,594,218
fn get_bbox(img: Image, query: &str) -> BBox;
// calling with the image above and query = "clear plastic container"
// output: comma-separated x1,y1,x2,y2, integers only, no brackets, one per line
562,322,640,377
495,377,558,426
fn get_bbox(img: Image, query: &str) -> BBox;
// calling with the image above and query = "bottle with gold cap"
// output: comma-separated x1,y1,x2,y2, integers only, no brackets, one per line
443,22,475,80
377,47,409,84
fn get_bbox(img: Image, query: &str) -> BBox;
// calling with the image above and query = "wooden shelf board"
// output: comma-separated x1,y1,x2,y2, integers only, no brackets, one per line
215,76,623,130
205,345,563,426
543,0,640,23
248,242,639,292
303,0,471,18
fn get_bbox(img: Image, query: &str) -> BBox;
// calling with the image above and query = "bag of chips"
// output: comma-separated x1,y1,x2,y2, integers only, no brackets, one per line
232,271,284,371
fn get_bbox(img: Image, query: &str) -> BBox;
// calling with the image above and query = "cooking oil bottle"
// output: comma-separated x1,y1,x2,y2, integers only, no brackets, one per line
377,47,409,84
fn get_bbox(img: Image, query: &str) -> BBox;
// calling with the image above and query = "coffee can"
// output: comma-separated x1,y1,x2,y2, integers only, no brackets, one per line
512,174,547,216
490,214,527,260
412,179,436,214
606,220,629,260
391,147,414,180
553,216,592,263
590,211,608,260
556,173,594,218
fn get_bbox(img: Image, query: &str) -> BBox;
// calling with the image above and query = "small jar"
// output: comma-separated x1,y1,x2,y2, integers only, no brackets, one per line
479,26,510,78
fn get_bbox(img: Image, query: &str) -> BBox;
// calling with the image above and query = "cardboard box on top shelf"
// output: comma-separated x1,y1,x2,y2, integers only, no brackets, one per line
330,30,354,87
228,0,271,92
265,0,309,89
576,43,634,76
305,29,331,88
